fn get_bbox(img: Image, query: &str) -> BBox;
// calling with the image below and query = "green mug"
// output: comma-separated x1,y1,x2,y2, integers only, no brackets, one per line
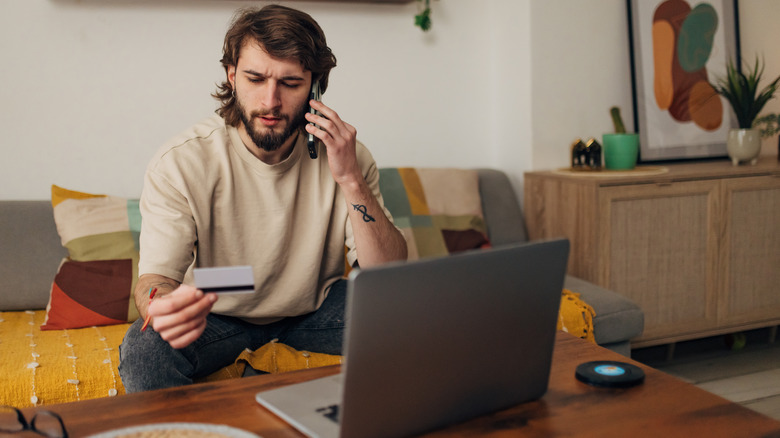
602,133,639,170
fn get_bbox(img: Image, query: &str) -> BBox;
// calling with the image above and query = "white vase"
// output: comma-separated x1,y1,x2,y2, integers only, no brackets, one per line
726,128,761,166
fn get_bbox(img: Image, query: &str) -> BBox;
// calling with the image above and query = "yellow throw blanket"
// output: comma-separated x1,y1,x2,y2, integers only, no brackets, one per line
199,341,343,382
558,289,596,343
0,310,128,407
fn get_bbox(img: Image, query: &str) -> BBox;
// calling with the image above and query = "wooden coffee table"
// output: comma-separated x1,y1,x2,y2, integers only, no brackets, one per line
20,333,780,437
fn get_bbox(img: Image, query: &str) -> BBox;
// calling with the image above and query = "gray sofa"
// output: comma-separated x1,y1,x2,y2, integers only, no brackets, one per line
0,169,643,356
476,169,643,356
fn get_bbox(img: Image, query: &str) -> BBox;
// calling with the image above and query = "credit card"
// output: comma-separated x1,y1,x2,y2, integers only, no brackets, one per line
193,265,254,294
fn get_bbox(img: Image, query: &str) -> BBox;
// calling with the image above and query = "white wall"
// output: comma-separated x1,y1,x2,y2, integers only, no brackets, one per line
1,0,530,200
1,0,778,201
530,1,635,170
738,0,780,156
530,0,780,170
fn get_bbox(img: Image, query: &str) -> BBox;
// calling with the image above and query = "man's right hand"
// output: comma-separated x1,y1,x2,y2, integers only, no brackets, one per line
147,285,218,349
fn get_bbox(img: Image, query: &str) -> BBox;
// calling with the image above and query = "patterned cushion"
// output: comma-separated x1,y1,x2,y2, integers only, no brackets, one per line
41,185,141,330
378,168,490,260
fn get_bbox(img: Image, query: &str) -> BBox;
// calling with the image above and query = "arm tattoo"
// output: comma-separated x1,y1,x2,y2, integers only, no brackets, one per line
351,203,376,222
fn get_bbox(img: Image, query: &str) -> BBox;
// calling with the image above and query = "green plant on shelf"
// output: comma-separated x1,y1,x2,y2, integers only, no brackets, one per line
754,113,780,159
753,113,780,137
610,106,628,133
711,56,780,129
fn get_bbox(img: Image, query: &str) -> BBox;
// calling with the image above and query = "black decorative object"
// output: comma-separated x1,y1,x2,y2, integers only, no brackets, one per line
571,138,602,170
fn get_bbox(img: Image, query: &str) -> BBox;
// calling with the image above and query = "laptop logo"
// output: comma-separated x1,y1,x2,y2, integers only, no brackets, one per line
316,404,340,423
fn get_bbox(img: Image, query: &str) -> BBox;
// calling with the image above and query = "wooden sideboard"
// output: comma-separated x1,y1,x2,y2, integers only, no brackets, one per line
524,158,780,348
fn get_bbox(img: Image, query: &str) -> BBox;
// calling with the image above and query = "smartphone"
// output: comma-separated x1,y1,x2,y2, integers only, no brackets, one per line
307,81,321,159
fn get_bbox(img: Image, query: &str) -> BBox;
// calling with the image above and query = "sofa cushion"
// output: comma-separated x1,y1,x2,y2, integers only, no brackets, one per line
41,186,141,330
0,202,68,311
475,169,528,245
378,168,490,259
43,259,137,330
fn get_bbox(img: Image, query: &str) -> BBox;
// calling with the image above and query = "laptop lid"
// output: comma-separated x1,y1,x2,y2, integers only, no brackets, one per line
338,239,569,438
256,239,569,438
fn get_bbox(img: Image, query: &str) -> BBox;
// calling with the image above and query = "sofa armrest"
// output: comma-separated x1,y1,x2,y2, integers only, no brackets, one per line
564,275,644,346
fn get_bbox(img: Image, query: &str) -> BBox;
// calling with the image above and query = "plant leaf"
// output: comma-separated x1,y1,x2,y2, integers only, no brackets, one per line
711,55,780,129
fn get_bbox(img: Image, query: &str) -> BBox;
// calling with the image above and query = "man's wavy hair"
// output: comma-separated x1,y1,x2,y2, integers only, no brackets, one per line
213,5,337,127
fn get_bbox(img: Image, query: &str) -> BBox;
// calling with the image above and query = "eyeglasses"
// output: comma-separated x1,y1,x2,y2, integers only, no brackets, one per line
0,405,68,438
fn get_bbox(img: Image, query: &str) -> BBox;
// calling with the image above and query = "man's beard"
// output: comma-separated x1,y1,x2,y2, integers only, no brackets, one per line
237,98,308,152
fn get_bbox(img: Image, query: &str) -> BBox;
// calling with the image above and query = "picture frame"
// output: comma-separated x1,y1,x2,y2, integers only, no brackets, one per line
628,0,740,162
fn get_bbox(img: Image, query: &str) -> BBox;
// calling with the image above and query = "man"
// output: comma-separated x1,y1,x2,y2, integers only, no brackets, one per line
119,5,407,392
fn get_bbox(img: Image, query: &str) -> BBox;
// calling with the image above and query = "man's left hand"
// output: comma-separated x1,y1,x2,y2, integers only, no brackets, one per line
305,100,361,186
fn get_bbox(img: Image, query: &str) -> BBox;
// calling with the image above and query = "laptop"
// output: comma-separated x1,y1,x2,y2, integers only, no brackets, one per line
255,239,570,438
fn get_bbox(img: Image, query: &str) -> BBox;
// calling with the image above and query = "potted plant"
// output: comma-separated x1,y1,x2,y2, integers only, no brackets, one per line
711,56,780,165
602,106,639,170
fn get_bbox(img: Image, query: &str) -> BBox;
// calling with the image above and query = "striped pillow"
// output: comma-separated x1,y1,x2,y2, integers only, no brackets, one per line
379,168,490,260
41,186,141,330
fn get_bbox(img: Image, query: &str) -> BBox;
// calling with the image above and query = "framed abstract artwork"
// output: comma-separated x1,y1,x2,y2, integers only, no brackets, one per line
628,0,740,162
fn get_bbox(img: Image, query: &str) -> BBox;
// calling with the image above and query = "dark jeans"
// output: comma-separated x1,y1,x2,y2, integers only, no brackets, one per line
119,280,346,393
